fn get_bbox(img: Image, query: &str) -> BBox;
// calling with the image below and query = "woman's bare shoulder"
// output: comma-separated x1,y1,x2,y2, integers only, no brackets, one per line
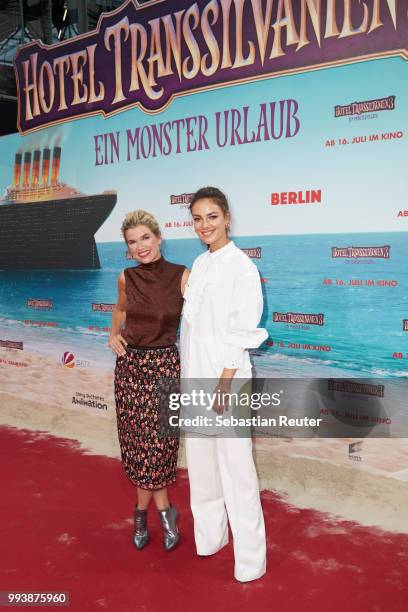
118,270,126,287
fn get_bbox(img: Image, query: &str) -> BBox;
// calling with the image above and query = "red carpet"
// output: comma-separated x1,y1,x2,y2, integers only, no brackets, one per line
1,426,407,612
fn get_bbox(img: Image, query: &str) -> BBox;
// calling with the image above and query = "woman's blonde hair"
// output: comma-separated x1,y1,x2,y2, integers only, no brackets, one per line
121,210,161,240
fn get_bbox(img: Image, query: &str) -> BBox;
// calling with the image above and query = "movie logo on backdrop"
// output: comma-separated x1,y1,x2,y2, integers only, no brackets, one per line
273,312,325,326
334,95,396,118
92,303,115,312
403,320,408,331
27,298,54,309
170,193,194,206
0,339,24,350
331,246,391,259
241,247,262,259
328,379,385,398
14,0,405,133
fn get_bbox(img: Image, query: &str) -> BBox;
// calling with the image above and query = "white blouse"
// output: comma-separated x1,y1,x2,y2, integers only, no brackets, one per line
180,241,268,379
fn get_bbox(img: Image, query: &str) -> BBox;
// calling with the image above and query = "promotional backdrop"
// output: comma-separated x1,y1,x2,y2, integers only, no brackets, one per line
1,0,407,450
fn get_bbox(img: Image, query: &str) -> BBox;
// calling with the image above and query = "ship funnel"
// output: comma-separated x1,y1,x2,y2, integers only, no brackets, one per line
41,147,51,186
13,153,22,188
32,149,41,187
51,146,61,185
23,152,31,188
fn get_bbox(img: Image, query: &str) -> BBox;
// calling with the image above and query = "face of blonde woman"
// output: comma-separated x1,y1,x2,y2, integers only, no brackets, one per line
125,225,162,264
191,198,230,252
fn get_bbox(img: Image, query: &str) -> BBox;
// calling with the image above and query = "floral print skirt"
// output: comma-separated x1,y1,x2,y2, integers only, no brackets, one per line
114,344,180,490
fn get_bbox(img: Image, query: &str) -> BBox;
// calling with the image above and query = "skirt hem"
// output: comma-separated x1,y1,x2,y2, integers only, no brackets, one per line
125,472,177,491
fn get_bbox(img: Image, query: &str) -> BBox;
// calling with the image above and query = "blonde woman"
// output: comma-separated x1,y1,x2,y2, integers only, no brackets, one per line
109,210,189,551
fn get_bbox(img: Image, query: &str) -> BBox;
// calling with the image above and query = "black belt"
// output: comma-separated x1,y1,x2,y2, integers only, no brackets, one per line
126,344,176,351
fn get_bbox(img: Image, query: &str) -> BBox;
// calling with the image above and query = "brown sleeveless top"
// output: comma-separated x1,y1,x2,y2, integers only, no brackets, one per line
123,257,186,347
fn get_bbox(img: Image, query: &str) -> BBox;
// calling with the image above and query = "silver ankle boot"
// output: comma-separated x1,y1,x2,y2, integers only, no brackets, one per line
133,508,149,550
158,506,179,551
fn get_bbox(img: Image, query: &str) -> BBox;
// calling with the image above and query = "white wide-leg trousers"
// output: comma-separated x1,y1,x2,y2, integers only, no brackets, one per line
185,434,266,582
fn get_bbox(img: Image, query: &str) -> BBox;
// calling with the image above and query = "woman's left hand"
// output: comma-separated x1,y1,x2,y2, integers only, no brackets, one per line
212,379,232,414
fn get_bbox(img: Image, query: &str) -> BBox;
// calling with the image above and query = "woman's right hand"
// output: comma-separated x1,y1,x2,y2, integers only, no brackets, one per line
109,334,128,357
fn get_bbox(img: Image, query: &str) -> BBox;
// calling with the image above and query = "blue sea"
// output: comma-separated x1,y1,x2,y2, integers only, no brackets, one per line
1,232,408,378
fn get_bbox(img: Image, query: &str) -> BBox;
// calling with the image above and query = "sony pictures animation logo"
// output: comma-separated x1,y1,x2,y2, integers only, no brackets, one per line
62,351,75,368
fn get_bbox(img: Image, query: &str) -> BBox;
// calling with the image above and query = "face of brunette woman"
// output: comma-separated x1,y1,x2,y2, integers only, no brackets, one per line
125,225,162,264
191,198,230,252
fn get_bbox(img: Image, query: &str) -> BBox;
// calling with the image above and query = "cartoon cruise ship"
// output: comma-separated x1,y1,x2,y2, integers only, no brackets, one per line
0,146,116,269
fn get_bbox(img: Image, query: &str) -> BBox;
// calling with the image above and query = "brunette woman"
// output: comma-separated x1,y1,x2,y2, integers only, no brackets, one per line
180,187,267,581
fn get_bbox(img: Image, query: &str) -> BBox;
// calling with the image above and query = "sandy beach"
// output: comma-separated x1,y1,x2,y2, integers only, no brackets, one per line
1,349,407,533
